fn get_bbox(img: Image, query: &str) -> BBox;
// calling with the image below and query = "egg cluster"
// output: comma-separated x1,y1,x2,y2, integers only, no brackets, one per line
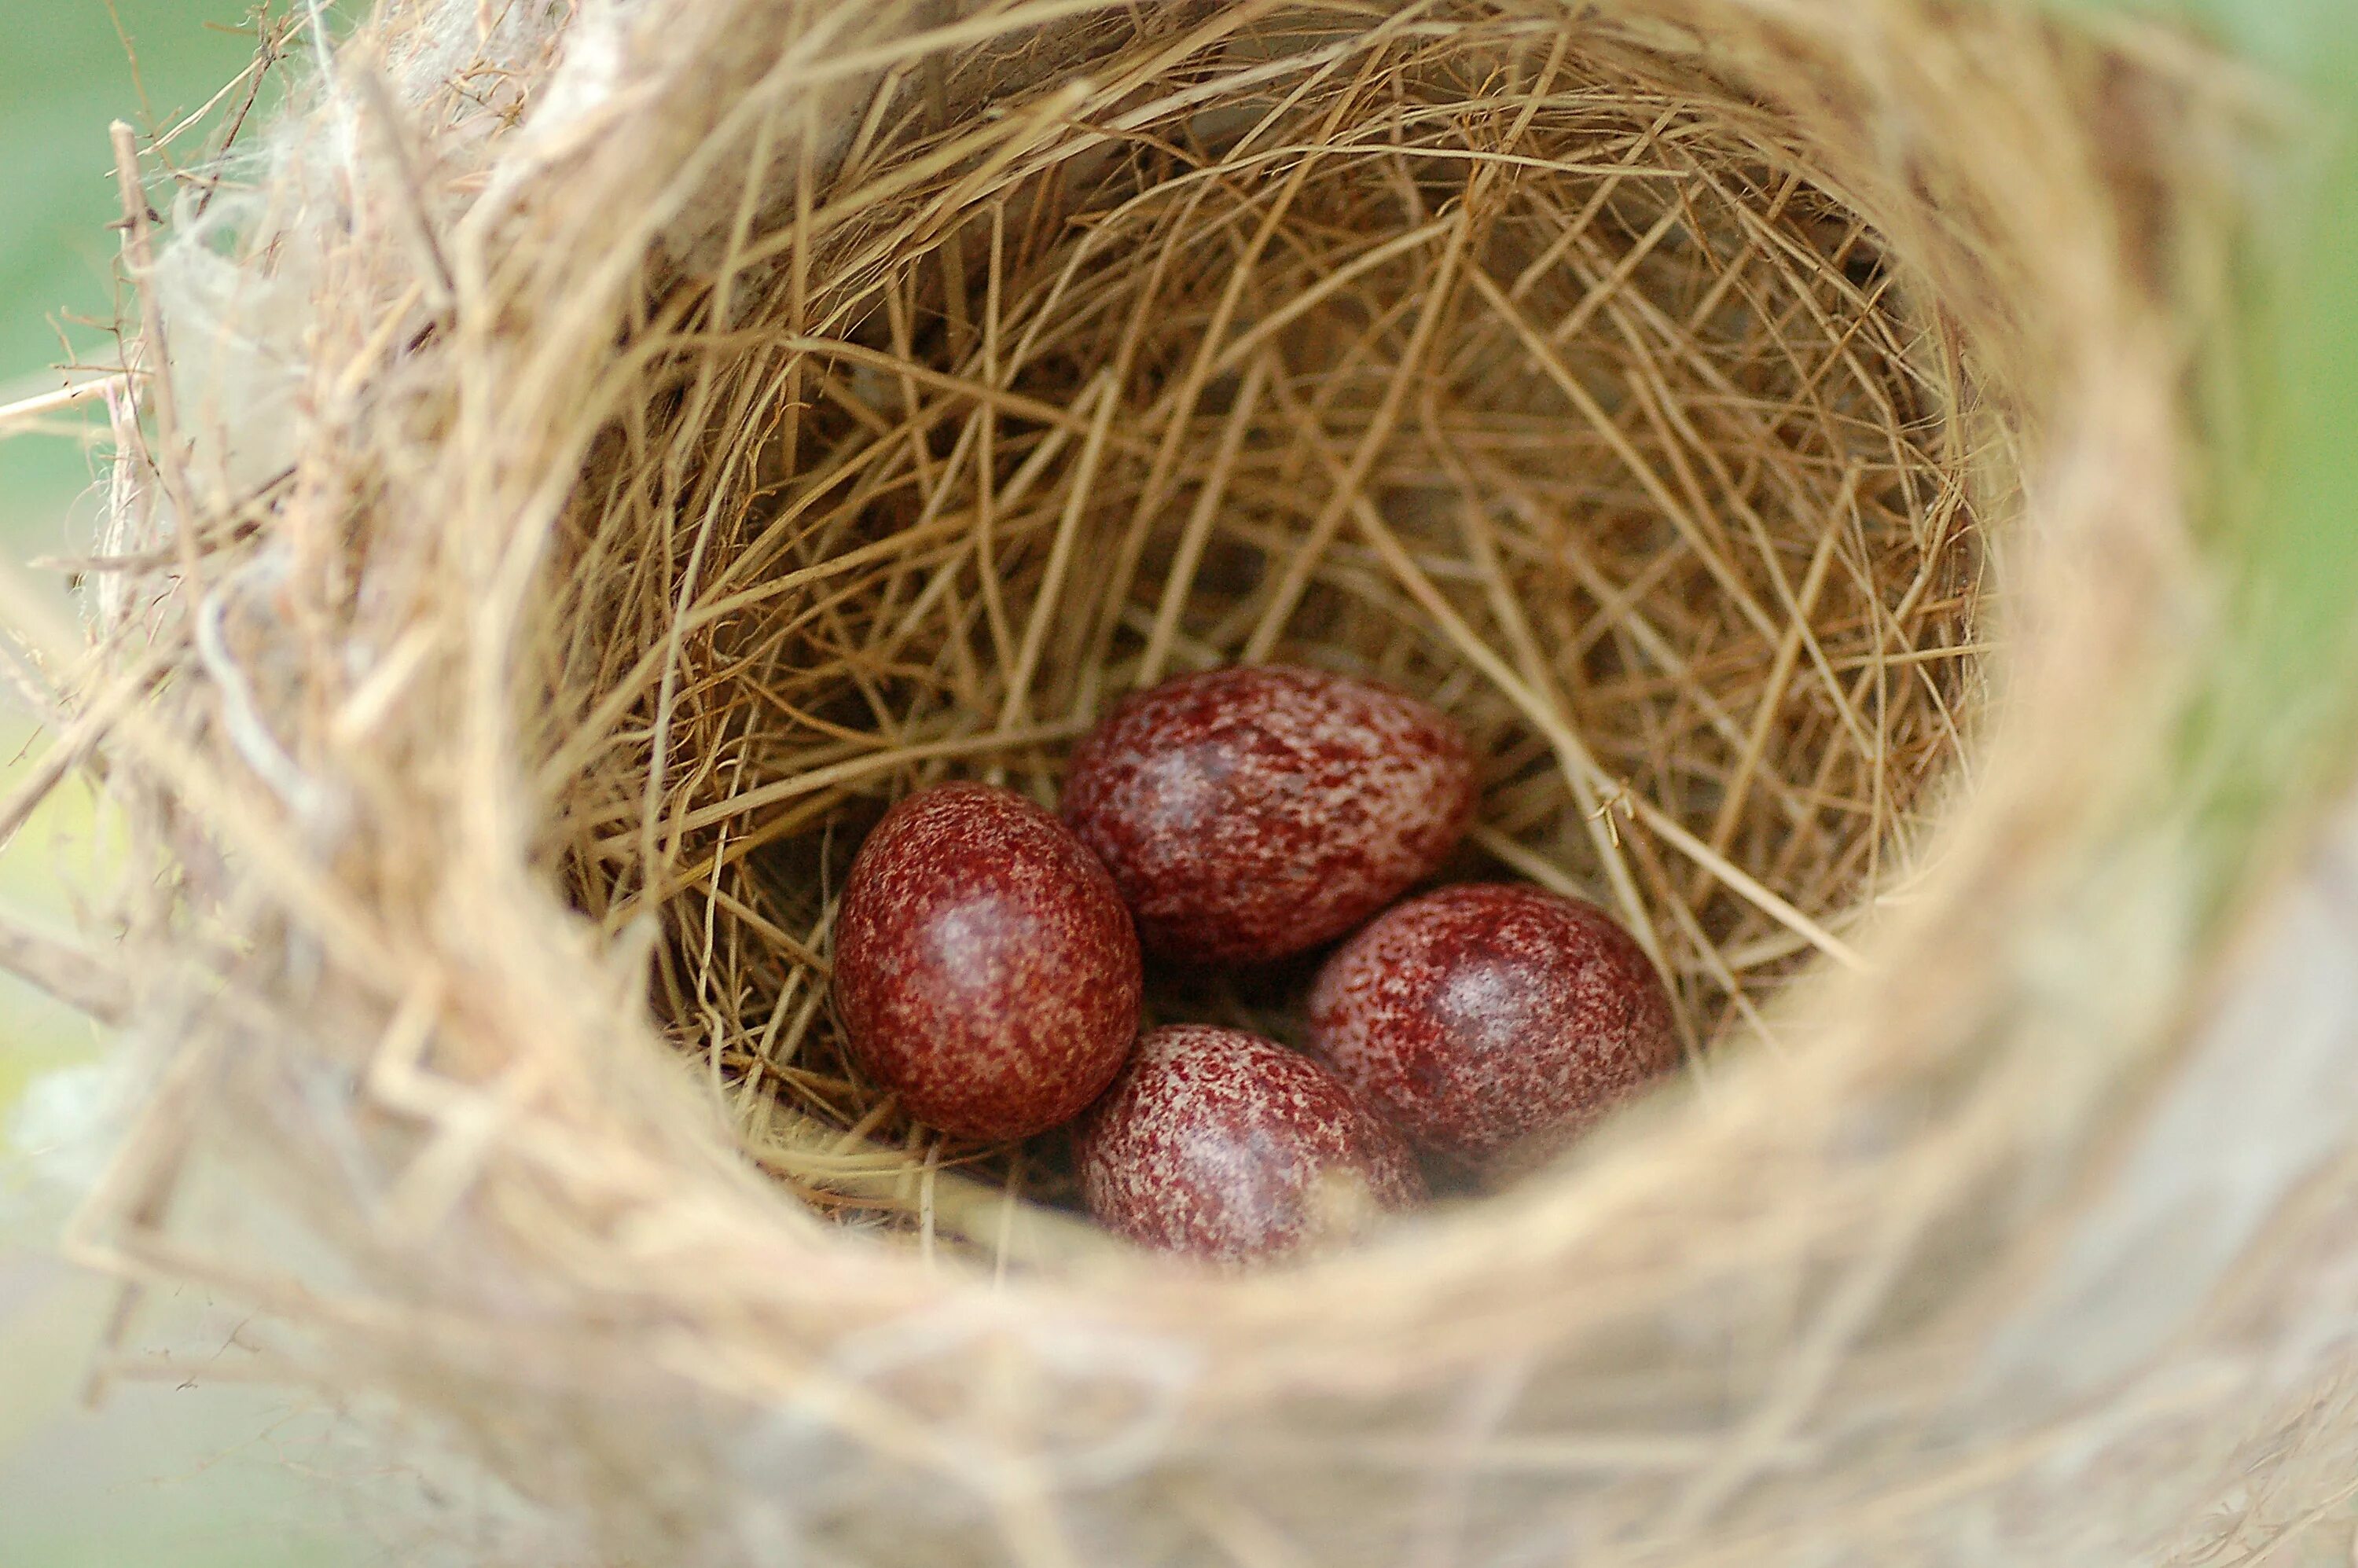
830,665,1679,1263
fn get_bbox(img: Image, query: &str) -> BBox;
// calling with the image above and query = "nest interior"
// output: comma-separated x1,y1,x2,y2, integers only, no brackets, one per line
534,6,1985,1238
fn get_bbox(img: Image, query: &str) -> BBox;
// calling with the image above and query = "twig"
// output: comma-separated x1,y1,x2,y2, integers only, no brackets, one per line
0,913,127,1026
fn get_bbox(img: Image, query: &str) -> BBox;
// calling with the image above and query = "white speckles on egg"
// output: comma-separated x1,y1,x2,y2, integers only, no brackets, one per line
1076,1024,1426,1263
832,783,1142,1140
1306,883,1678,1168
1062,666,1475,964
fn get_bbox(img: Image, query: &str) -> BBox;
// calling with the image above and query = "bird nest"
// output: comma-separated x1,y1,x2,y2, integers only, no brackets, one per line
24,2,2308,1564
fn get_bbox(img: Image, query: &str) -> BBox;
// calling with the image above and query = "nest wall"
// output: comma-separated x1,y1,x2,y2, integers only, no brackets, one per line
41,2,2358,1565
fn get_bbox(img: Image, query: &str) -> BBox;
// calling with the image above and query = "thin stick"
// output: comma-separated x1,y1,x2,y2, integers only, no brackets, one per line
1426,394,1666,968
108,123,199,580
0,913,127,1026
0,376,138,435
1242,206,1473,661
1138,357,1271,687
997,375,1119,732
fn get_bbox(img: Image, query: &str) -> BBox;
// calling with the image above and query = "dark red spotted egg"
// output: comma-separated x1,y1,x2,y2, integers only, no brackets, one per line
1076,1024,1427,1263
1306,883,1678,1169
1061,665,1475,965
832,782,1141,1140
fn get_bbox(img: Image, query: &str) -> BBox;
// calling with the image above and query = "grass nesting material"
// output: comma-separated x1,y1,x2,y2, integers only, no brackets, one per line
529,11,1984,1247
35,2,2288,1562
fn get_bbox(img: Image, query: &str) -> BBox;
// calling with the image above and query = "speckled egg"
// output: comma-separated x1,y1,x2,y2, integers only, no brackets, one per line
1076,1024,1427,1263
832,782,1142,1140
1061,665,1475,965
1306,883,1678,1168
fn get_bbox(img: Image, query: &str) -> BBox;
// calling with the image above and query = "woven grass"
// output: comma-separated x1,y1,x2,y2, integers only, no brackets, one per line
541,12,1985,1233
9,2,2338,1564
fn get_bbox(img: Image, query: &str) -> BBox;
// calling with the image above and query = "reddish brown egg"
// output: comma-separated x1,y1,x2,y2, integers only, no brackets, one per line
1061,665,1474,964
1076,1024,1426,1263
1306,883,1678,1168
832,782,1141,1140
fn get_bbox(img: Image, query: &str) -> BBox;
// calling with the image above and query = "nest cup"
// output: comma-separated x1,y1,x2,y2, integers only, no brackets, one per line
572,6,1985,1209
55,1,2318,1563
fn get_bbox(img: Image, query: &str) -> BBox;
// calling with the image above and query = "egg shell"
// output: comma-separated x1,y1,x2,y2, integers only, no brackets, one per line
1076,1023,1427,1263
1306,883,1678,1166
832,782,1142,1140
1061,665,1475,964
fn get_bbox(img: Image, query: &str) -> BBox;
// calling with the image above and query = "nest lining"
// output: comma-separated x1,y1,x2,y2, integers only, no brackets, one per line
535,8,1987,1241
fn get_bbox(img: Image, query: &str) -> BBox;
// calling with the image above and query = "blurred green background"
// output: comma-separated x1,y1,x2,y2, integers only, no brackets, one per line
2,6,374,1565
2,1,2356,1565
